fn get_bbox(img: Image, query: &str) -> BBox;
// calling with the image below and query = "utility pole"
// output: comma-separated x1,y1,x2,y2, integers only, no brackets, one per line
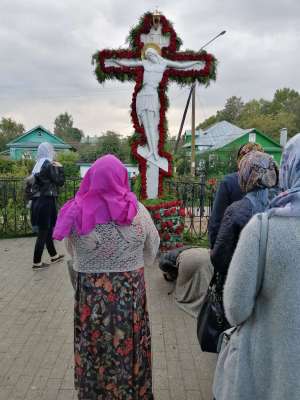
174,83,195,153
191,85,196,177
174,30,226,171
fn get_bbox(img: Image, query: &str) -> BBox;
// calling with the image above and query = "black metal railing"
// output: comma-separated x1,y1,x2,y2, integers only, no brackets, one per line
164,178,214,240
0,178,81,238
0,177,213,239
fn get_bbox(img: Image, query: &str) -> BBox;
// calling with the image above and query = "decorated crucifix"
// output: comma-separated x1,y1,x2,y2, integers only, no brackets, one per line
93,11,217,199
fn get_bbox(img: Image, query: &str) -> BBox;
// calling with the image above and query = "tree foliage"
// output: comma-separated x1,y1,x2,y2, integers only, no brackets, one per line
78,131,131,164
0,117,25,152
198,88,300,141
54,112,83,143
56,150,80,177
0,158,34,177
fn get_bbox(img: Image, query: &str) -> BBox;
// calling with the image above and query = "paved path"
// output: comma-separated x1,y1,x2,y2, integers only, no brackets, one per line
0,238,216,400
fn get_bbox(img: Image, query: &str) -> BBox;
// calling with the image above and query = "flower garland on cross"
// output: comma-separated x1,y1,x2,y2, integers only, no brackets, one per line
92,11,217,199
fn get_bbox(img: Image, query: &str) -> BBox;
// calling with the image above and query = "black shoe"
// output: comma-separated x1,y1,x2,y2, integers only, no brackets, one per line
50,254,65,264
163,273,177,282
32,262,50,270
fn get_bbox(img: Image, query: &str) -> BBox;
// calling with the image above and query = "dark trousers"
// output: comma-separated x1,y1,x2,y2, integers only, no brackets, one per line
33,228,57,264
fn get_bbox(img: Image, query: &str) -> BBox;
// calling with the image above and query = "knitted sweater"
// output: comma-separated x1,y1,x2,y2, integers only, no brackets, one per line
65,202,160,273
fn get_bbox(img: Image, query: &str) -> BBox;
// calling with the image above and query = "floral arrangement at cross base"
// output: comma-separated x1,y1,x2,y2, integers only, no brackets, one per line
145,200,186,252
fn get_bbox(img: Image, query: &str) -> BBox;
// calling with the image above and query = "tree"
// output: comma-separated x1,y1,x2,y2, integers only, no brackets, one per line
217,96,244,124
78,143,99,163
97,131,129,161
197,115,219,130
54,113,83,143
173,147,190,176
271,88,300,114
56,151,80,177
0,117,25,152
198,88,300,140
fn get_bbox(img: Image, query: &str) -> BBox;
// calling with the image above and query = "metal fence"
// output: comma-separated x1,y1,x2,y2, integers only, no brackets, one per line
0,178,81,238
0,177,213,239
165,178,214,240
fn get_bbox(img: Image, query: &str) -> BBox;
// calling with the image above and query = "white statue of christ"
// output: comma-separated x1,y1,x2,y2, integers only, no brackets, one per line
105,47,204,173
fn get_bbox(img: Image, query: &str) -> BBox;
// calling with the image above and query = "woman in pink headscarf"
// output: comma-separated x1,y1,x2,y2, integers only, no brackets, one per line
53,155,159,400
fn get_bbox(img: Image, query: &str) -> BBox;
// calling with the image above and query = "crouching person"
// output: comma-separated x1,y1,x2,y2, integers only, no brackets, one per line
159,247,213,317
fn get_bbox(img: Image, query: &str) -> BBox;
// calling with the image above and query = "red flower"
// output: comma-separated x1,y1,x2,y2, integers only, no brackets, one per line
208,178,217,186
75,367,83,377
175,224,184,234
164,233,171,241
167,220,173,228
153,213,161,220
179,208,186,217
91,331,101,341
160,222,168,230
123,338,133,356
80,304,91,323
108,293,116,302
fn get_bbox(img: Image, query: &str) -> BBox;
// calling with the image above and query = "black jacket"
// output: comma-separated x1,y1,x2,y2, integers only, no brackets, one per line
210,196,253,277
32,160,65,197
208,172,244,249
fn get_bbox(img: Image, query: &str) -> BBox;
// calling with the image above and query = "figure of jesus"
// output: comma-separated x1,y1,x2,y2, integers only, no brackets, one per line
106,47,204,170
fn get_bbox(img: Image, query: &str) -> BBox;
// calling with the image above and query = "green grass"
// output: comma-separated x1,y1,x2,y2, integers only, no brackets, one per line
183,231,209,248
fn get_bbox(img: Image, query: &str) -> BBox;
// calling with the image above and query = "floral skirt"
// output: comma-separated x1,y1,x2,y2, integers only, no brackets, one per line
74,268,153,400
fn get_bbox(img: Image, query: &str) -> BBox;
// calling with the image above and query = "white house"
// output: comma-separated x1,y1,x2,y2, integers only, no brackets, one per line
78,162,139,179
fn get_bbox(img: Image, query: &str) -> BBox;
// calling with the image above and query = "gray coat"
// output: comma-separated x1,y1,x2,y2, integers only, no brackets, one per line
213,214,300,400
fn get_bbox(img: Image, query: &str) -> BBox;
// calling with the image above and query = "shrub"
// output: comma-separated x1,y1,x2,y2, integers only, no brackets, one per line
57,151,80,178
0,158,35,177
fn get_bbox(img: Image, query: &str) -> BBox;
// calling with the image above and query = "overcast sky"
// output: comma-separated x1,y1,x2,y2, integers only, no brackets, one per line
0,0,299,137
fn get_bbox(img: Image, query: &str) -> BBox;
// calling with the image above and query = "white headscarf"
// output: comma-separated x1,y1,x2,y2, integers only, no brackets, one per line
32,142,55,175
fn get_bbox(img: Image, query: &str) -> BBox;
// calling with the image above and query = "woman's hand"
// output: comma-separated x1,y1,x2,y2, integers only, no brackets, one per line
52,161,63,167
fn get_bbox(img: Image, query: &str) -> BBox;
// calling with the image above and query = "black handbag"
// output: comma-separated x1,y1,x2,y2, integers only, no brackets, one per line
197,272,230,353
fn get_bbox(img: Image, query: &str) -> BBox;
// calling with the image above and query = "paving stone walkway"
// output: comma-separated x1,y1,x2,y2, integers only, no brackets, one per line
0,237,216,400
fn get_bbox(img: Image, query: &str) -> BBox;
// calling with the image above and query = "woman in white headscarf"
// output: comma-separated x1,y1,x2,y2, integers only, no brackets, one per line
27,142,65,269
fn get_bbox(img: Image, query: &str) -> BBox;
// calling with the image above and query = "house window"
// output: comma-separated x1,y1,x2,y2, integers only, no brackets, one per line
249,133,256,143
199,159,205,168
22,151,32,160
209,153,217,167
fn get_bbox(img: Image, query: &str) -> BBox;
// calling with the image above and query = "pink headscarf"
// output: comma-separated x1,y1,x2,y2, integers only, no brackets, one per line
53,155,138,240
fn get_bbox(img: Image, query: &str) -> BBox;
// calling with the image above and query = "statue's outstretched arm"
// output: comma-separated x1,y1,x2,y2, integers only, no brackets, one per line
105,59,143,68
166,60,204,69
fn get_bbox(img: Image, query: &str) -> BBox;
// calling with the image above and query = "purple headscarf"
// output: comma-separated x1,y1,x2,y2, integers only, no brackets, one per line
53,155,138,240
269,133,300,217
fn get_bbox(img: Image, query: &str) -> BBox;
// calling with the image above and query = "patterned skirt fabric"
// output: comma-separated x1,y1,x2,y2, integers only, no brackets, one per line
74,268,153,400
